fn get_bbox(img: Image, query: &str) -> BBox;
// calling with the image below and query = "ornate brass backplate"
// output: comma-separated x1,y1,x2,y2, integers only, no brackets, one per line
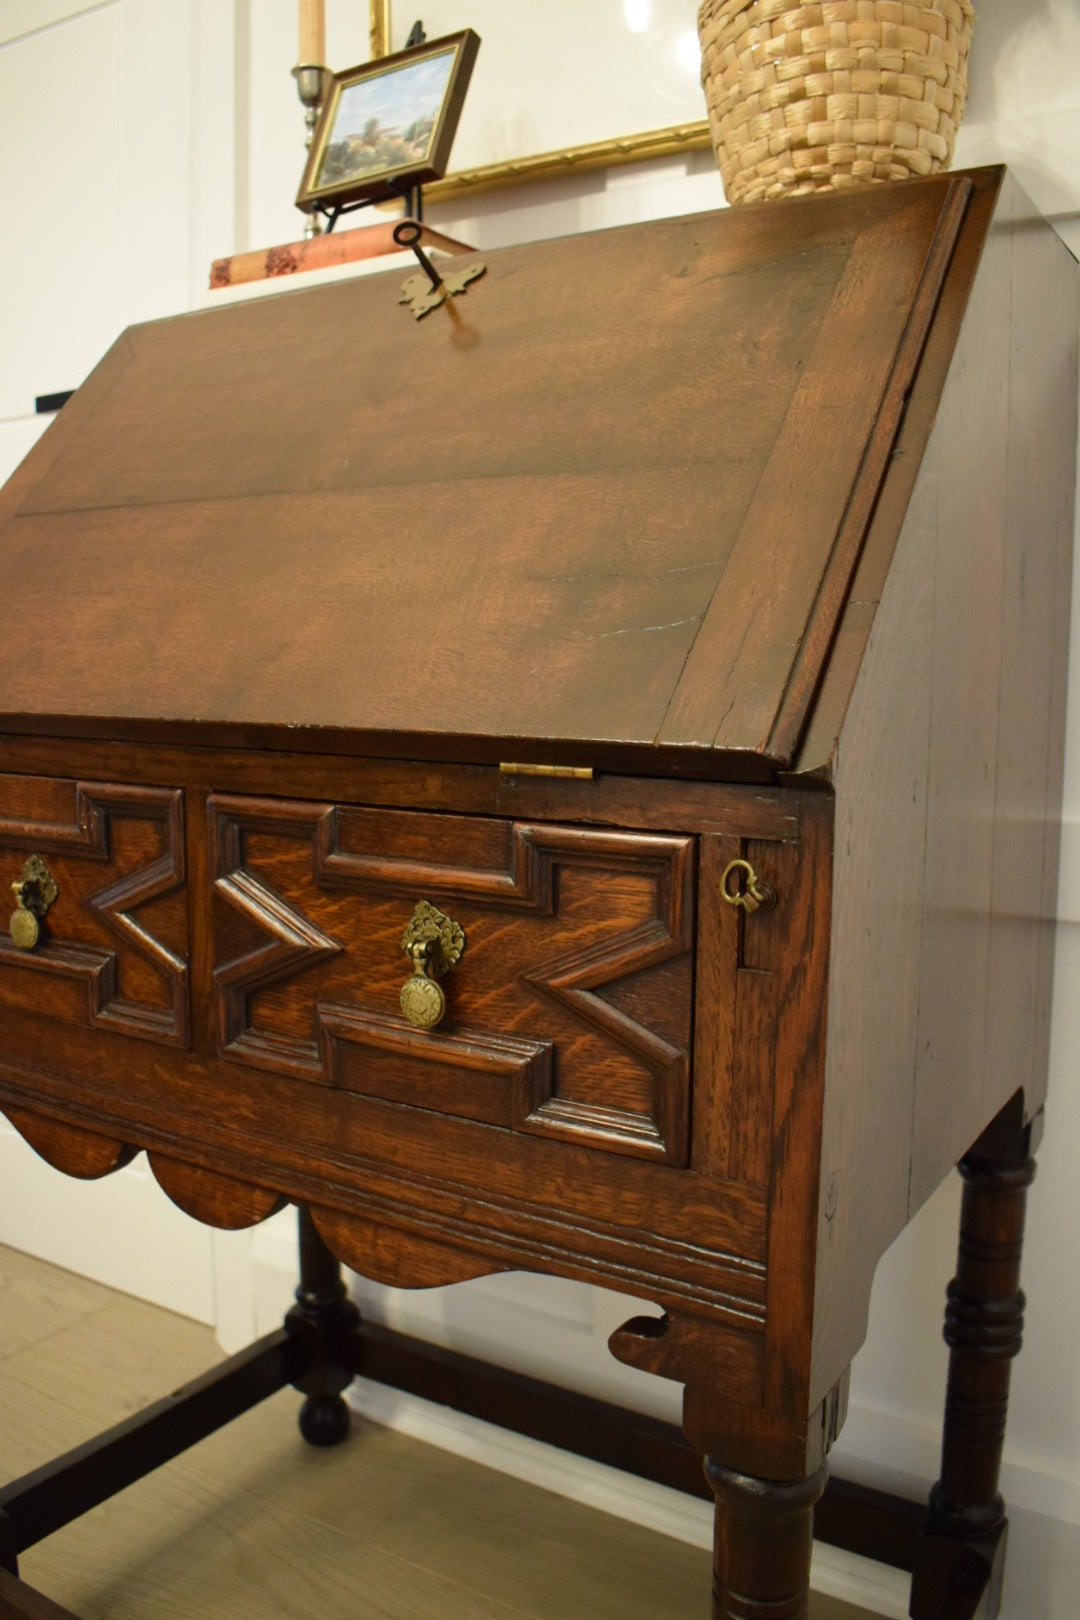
10,854,59,950
399,899,466,1030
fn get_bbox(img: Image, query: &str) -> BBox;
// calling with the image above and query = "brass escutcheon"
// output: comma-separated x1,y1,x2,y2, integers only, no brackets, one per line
399,900,466,1031
10,854,59,950
720,858,775,915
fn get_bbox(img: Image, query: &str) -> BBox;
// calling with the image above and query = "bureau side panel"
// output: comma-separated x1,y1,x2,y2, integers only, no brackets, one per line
907,180,1077,1208
809,177,1078,1404
808,457,937,1406
987,186,1077,1127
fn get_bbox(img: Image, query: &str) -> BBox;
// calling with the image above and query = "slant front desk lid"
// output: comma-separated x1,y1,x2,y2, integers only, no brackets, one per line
0,170,993,779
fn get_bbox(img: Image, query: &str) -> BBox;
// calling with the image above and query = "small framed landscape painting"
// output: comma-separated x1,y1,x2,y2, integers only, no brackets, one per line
297,30,480,214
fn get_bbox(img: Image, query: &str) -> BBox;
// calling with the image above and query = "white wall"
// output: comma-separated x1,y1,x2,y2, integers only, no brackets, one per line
0,0,239,1322
1,3,1079,1612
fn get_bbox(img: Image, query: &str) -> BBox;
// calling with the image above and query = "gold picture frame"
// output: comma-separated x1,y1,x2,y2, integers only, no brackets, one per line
297,30,479,215
368,1,712,203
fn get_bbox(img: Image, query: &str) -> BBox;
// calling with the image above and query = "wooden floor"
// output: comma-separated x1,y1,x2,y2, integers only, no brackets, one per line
0,1244,881,1619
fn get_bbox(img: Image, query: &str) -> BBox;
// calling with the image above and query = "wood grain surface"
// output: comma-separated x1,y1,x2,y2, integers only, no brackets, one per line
0,761,785,1358
210,796,695,1161
0,178,973,776
0,777,188,1048
805,171,1078,1407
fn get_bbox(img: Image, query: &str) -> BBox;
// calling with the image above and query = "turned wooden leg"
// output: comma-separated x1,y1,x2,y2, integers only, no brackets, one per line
705,1458,828,1620
911,1104,1037,1619
285,1206,362,1447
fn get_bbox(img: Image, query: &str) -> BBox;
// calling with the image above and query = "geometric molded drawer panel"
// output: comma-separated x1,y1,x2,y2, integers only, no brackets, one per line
0,775,189,1047
209,795,695,1162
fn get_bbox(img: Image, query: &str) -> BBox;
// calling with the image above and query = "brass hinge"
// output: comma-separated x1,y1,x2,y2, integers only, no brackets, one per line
499,762,594,780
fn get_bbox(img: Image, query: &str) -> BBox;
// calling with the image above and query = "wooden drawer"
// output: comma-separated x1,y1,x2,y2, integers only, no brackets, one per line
0,767,774,1360
0,773,188,1047
209,795,695,1165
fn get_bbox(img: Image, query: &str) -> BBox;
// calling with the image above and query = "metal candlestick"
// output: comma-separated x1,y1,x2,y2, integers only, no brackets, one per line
292,63,327,237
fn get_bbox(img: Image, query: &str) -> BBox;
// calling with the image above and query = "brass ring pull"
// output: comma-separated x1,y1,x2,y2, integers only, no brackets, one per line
10,855,59,950
720,858,775,915
399,900,466,1031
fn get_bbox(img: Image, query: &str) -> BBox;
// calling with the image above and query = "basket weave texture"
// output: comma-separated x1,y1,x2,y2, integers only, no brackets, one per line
698,0,975,205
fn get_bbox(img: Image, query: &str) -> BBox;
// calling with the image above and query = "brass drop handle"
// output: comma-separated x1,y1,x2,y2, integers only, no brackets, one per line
9,855,59,950
399,900,466,1031
720,858,775,915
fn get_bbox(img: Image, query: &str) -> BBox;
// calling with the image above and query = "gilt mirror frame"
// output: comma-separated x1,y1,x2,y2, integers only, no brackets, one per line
368,1,712,202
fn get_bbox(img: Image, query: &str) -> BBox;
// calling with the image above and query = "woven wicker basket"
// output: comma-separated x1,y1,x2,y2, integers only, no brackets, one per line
698,0,975,205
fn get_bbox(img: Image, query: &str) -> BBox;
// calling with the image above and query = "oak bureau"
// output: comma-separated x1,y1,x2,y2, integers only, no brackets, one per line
0,166,1074,1619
